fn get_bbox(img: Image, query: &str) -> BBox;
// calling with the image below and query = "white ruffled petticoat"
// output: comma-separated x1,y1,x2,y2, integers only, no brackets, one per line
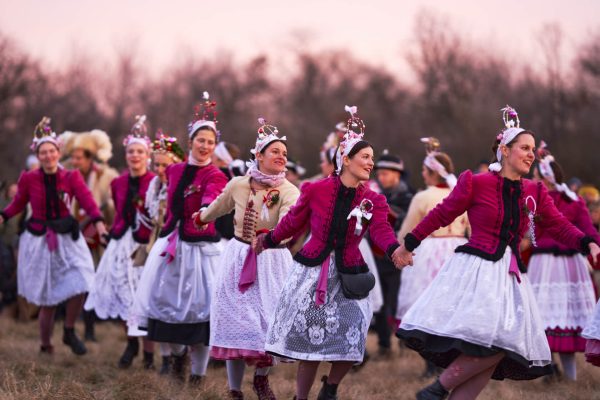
132,234,221,326
583,300,600,341
17,230,94,306
84,228,142,322
359,238,383,313
210,239,293,351
400,247,551,367
396,236,466,320
265,256,372,362
527,253,596,330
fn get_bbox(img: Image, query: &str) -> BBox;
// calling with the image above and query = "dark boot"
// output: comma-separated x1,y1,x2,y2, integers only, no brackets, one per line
159,355,171,375
229,390,244,400
316,375,338,400
62,327,87,355
143,351,154,370
171,347,189,381
83,310,97,342
40,344,54,354
118,338,139,369
189,374,204,386
252,373,276,400
416,379,449,400
421,360,437,379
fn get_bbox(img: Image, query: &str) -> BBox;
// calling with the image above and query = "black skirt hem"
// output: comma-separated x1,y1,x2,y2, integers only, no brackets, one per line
147,319,210,346
396,328,552,381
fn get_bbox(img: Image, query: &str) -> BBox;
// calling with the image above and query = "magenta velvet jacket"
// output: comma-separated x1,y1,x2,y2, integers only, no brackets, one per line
264,176,400,273
110,171,156,244
159,162,228,242
1,168,101,237
532,190,600,255
404,171,593,272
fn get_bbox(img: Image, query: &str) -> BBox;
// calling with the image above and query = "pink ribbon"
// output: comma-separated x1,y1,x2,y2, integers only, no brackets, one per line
508,252,521,284
239,247,258,293
315,254,331,306
45,228,58,252
160,230,178,264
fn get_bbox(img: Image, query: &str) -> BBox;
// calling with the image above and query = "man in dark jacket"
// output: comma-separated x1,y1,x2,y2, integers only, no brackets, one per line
371,150,413,358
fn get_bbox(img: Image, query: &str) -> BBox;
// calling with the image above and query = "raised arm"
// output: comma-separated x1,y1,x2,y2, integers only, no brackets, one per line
572,197,600,246
264,182,313,247
199,176,238,223
200,169,228,207
368,193,400,258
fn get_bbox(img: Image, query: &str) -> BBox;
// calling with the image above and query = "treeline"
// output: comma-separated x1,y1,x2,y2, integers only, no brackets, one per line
1,12,600,187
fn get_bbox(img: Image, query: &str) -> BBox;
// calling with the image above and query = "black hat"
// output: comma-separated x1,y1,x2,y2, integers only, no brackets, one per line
375,149,404,173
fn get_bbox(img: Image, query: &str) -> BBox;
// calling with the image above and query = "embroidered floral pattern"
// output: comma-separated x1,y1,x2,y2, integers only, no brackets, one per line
183,183,202,198
263,189,280,208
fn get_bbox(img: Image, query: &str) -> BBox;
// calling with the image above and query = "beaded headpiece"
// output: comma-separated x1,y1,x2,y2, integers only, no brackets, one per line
246,117,287,169
489,105,526,172
536,141,578,201
188,91,219,139
152,130,185,163
123,115,151,150
421,137,457,188
335,105,365,174
31,116,58,151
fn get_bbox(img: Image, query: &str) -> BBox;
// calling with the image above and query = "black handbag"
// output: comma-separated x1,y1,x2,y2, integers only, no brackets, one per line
337,270,376,300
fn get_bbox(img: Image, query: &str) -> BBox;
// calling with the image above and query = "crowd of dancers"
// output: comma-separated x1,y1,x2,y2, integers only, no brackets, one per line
1,94,600,400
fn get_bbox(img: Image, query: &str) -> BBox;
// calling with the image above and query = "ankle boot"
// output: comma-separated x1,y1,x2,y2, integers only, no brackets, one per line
40,344,54,354
159,355,171,375
416,379,449,400
229,390,244,400
62,327,87,355
189,374,204,386
118,338,139,369
171,347,188,381
316,375,338,400
143,350,154,370
83,310,97,342
252,373,276,400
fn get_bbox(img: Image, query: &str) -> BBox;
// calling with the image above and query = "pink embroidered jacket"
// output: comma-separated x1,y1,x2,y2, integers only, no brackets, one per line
159,162,228,242
264,176,399,273
110,171,156,243
404,171,592,272
1,168,102,238
532,190,600,255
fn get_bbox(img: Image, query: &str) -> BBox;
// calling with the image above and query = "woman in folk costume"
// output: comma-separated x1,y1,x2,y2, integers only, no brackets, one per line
395,137,469,377
129,131,186,375
134,92,228,384
84,115,157,369
395,106,600,400
0,117,108,355
193,118,300,400
254,106,403,400
526,141,600,380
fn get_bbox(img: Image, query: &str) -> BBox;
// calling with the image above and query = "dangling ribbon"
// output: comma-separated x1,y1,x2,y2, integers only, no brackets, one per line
525,195,537,248
239,247,258,293
508,252,522,284
46,228,58,252
160,230,178,264
315,254,331,306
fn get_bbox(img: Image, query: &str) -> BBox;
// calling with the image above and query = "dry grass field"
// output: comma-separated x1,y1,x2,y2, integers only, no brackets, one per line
1,315,600,400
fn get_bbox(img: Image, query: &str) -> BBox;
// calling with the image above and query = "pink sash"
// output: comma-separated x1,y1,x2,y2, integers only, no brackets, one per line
46,228,58,252
239,247,258,293
509,252,521,284
315,254,331,306
160,230,178,264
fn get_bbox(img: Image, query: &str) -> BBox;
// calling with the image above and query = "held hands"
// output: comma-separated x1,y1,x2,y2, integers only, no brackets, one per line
391,244,414,270
252,233,267,255
192,211,207,231
95,221,108,246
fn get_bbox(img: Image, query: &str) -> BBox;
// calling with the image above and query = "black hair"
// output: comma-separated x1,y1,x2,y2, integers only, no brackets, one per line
190,126,218,142
332,140,372,176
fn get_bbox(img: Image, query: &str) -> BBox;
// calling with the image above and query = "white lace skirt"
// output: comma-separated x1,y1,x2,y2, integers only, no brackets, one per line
396,236,467,320
359,239,383,313
210,238,293,351
133,235,221,325
265,256,372,362
17,230,94,306
399,248,551,370
584,300,600,340
84,229,142,321
527,253,596,330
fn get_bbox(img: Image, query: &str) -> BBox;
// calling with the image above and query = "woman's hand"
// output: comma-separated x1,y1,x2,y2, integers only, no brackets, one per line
95,221,108,245
192,211,207,230
391,244,414,270
589,242,600,266
252,233,267,255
